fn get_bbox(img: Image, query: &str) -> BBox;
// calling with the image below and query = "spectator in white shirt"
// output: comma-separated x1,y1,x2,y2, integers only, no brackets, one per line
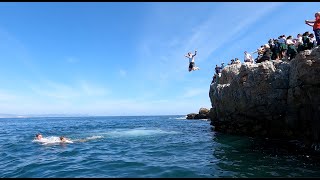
244,51,254,63
286,36,297,60
295,33,304,52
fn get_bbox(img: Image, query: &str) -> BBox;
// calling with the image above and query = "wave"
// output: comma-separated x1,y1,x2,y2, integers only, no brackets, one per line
171,116,187,120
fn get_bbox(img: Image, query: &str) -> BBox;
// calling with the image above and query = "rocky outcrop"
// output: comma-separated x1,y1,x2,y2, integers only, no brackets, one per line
209,48,320,149
186,108,210,119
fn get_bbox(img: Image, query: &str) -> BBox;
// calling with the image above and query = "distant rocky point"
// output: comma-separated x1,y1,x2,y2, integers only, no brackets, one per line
186,107,210,119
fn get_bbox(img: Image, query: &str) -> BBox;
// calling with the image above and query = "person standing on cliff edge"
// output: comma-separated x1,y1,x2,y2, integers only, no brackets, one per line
305,12,320,46
185,50,200,72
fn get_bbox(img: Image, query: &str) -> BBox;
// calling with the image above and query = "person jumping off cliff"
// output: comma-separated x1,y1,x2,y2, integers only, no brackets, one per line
185,50,200,72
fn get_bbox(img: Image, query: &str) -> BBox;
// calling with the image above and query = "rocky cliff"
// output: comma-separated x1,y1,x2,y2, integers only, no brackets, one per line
209,48,320,149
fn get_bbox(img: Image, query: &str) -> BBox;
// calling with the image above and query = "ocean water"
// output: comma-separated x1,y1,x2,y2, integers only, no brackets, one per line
0,115,320,178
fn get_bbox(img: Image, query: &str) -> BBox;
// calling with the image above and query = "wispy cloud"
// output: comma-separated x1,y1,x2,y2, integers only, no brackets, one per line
30,81,80,99
77,97,211,116
178,2,285,63
0,90,18,102
66,57,78,63
79,80,109,96
137,3,285,83
29,79,110,100
0,27,42,78
180,88,208,98
119,69,127,77
0,86,210,115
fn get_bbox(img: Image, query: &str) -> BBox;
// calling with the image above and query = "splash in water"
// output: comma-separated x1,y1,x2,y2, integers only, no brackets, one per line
170,116,187,120
33,136,73,145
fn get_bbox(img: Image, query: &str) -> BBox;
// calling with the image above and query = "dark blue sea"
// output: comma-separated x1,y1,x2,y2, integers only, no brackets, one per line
1,115,320,178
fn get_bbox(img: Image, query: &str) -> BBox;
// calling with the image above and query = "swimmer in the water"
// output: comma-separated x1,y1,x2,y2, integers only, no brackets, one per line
35,133,43,140
59,136,69,142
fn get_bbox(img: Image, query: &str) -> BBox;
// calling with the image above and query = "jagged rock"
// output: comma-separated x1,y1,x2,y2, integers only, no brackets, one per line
209,48,320,149
186,108,210,120
199,107,210,115
186,113,197,119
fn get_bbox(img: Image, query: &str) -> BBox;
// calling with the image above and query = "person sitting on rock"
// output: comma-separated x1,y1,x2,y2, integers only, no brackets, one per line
254,45,265,62
215,65,220,74
256,44,271,63
244,51,254,63
221,62,225,69
308,33,317,49
235,58,241,64
211,74,217,83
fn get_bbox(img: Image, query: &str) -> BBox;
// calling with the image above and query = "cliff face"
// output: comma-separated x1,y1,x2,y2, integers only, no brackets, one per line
209,48,320,146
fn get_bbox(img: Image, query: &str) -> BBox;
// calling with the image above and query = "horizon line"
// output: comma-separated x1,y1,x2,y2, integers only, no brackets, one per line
0,114,188,118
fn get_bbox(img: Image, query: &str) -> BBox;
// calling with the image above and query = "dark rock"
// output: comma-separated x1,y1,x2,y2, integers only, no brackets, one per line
186,108,210,120
208,48,320,152
186,113,197,119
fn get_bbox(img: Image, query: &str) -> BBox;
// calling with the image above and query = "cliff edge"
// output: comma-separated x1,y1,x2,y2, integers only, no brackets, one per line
209,48,320,149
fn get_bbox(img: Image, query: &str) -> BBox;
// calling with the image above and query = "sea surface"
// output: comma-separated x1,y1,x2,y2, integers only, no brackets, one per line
0,115,320,178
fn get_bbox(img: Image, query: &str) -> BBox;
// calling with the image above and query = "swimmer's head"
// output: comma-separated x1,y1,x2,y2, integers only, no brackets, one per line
60,136,66,142
35,133,42,140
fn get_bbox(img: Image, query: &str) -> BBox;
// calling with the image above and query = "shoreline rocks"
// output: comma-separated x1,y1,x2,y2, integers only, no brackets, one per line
186,107,210,120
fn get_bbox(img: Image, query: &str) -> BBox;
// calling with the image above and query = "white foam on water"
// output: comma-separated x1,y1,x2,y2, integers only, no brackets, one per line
32,129,179,144
172,116,187,120
64,135,105,143
33,136,73,145
100,128,179,137
86,135,103,140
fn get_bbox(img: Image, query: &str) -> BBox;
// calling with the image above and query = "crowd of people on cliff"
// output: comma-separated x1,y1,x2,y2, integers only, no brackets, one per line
211,12,320,84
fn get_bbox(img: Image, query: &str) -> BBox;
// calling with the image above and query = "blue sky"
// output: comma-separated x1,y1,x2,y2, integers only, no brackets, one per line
0,2,319,116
